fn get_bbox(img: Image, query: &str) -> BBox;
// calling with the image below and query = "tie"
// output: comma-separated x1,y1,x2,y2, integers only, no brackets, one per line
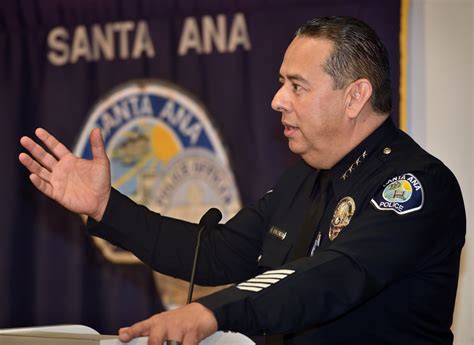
293,170,331,258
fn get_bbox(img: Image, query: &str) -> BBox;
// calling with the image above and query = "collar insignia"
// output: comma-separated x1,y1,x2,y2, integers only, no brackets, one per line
341,150,368,181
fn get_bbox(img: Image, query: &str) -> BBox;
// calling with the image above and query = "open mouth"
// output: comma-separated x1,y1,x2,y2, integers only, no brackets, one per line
283,124,299,137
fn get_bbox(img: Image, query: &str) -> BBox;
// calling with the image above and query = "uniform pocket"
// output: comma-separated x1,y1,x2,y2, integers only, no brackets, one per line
257,231,293,269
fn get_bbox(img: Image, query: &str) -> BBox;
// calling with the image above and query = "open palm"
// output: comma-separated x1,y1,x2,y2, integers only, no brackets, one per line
19,128,111,221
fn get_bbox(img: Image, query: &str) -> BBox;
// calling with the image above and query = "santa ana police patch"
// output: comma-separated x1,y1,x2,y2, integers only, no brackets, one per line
371,173,424,215
74,79,241,264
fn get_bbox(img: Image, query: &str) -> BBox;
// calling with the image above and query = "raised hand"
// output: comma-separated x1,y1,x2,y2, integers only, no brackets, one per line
19,128,111,221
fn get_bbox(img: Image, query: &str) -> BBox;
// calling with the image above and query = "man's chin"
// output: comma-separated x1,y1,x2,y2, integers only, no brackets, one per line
287,141,305,155
287,145,322,168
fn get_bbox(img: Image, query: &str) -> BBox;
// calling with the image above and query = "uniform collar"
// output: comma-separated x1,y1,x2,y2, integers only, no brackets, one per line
325,117,398,199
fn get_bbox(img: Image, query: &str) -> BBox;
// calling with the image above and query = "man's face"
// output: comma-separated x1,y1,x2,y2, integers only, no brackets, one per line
271,36,349,169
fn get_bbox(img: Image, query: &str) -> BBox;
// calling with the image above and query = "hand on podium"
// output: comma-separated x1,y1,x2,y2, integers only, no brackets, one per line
118,302,218,345
19,128,111,221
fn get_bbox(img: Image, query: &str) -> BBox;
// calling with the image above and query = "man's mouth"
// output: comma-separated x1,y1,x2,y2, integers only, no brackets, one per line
283,124,299,137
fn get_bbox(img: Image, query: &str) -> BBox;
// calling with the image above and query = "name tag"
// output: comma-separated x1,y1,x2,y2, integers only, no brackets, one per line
269,226,287,240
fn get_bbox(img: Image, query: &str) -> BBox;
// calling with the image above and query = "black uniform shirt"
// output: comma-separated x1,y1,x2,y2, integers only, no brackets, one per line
88,118,465,344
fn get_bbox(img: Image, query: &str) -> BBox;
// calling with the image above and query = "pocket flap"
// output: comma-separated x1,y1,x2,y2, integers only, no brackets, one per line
257,232,292,269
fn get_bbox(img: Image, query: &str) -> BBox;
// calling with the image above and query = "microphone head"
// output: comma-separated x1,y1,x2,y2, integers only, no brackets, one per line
199,207,222,226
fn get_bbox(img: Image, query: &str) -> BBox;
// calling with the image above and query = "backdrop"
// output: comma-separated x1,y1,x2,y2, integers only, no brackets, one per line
0,0,402,335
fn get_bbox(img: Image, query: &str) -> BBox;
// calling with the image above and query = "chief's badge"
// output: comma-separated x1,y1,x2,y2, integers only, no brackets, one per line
370,173,424,215
329,197,356,241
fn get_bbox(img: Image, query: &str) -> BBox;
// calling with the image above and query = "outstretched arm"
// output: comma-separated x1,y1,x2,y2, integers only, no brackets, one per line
19,127,111,221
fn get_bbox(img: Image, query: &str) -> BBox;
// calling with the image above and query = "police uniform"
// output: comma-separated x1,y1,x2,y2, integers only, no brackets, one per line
88,118,465,344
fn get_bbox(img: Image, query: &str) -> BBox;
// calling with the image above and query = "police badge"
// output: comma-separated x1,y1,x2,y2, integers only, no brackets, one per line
329,197,356,241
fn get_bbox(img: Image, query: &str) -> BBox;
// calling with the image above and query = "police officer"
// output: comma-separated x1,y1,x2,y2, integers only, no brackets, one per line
19,16,465,345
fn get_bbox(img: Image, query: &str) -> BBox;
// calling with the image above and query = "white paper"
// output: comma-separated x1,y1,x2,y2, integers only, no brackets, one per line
0,326,254,345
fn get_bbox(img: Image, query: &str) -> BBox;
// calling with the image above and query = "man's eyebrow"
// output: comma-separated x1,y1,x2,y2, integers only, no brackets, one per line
279,73,310,86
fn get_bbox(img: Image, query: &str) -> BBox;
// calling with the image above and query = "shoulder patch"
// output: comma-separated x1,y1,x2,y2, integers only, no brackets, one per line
370,173,424,215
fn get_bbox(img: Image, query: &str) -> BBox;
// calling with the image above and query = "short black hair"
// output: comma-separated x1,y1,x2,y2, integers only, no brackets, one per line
296,16,392,114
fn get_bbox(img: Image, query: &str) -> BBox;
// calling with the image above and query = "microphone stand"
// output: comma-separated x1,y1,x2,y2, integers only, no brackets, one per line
164,208,221,345
186,208,222,304
186,223,206,304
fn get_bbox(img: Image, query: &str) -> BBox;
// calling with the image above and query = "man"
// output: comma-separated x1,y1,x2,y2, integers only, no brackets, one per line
19,16,465,344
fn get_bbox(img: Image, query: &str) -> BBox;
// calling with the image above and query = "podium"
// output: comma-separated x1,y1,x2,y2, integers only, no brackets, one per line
0,325,255,344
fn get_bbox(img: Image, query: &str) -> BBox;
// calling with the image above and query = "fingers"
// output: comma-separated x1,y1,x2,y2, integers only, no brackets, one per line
119,317,181,345
20,135,58,172
29,173,53,199
148,323,170,345
155,318,186,345
35,128,71,160
181,334,198,345
118,304,215,345
90,128,108,161
118,327,132,342
19,152,52,182
119,319,153,343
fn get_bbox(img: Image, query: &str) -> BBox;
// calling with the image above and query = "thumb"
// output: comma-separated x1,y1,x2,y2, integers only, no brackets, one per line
90,128,108,161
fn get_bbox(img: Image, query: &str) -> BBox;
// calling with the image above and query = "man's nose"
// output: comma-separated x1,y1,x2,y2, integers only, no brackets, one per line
271,86,289,113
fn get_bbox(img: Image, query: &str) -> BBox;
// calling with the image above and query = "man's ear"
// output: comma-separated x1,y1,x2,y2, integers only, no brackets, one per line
344,79,373,119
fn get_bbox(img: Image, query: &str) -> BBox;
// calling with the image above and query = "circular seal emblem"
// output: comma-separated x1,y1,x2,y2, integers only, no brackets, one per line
74,79,241,306
329,196,356,241
382,180,412,203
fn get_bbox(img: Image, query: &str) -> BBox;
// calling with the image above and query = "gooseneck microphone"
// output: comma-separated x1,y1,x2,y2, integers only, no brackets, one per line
165,209,221,345
186,207,222,304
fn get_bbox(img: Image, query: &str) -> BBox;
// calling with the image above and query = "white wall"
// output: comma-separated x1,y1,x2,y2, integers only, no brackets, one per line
408,0,473,343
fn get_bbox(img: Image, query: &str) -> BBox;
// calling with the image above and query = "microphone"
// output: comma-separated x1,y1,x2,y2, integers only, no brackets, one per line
186,208,222,304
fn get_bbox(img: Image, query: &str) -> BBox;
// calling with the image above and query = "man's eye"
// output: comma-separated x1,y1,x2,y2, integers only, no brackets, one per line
292,84,301,92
